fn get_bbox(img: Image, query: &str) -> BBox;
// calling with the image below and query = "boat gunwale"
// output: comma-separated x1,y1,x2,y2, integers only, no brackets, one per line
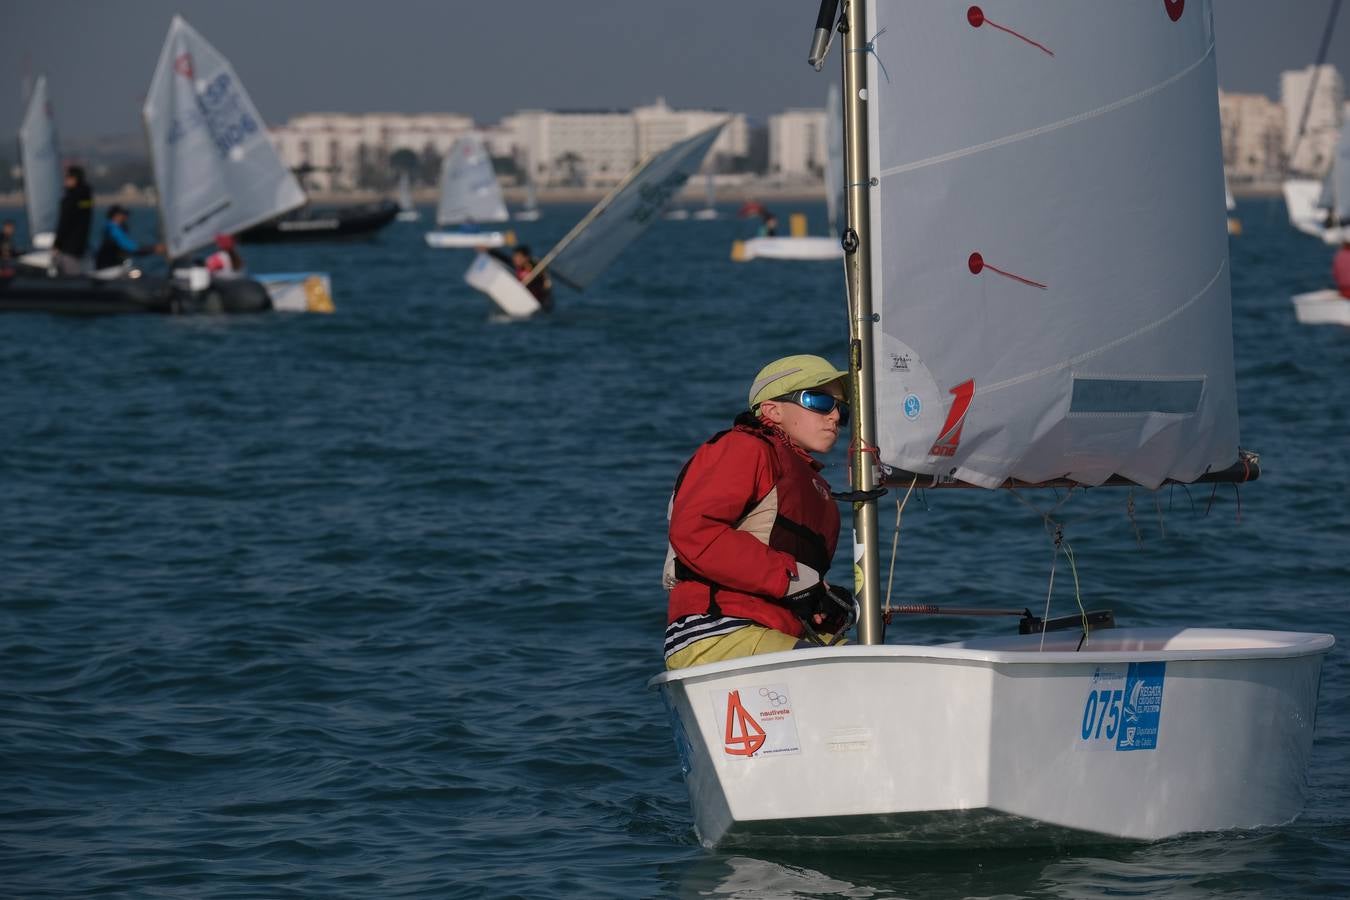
647,627,1335,687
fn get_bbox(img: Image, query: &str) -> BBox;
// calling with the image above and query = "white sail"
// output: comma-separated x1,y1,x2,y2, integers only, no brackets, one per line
1328,121,1350,223
825,82,844,234
866,0,1237,489
540,121,725,289
435,133,509,226
397,172,414,211
18,75,64,241
143,16,306,260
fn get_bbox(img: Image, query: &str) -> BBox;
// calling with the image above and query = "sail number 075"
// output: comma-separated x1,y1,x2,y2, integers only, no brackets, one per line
1081,688,1124,741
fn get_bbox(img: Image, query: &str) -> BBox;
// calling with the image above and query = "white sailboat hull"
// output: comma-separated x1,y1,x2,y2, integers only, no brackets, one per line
735,236,842,261
396,210,421,223
514,208,541,222
650,627,1331,849
463,252,541,318
692,208,719,220
1292,289,1350,325
425,230,511,249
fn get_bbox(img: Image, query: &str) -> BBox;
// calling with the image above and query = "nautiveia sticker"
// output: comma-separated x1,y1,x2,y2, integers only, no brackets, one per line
713,684,801,759
1076,662,1166,751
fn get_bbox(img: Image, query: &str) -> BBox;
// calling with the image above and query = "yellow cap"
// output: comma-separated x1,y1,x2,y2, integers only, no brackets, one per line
748,354,849,409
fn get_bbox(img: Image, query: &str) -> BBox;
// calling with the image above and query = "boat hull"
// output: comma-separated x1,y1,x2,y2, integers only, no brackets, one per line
426,230,511,249
650,627,1331,849
463,252,541,318
732,236,843,261
1282,179,1334,241
1292,289,1350,325
0,272,272,315
240,201,399,243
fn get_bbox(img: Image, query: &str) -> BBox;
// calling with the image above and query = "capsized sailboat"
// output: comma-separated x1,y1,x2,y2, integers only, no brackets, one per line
651,0,1332,850
1283,121,1350,243
396,172,421,222
465,121,725,317
425,133,515,249
733,84,844,262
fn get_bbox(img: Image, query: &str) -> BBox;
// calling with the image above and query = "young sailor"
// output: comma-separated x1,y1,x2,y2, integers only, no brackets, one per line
663,354,855,670
52,165,94,275
487,244,553,312
205,233,245,276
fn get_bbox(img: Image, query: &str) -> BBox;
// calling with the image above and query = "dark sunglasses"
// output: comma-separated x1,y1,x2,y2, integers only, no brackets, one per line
773,389,850,424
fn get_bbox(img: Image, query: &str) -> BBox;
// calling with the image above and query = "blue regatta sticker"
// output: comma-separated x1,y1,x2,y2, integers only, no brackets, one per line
1076,662,1166,751
903,394,922,420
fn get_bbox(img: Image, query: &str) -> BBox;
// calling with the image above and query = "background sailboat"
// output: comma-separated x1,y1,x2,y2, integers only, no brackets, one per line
16,75,63,257
144,15,332,313
732,83,844,261
515,155,542,222
1283,121,1350,243
692,172,719,220
425,133,515,249
653,0,1331,850
466,121,725,317
396,172,420,222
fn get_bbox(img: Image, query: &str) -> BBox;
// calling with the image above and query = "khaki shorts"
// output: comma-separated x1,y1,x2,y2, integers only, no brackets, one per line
665,624,845,670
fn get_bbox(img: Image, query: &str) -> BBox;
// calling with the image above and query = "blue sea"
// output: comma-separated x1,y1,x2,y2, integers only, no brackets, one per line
1,199,1346,898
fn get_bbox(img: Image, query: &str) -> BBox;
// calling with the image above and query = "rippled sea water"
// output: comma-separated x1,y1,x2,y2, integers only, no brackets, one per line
2,199,1346,898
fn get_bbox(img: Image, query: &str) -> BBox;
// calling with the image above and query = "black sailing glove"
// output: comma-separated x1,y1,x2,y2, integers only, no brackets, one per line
815,584,858,635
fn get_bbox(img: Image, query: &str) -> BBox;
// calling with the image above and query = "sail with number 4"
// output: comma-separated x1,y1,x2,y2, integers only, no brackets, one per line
436,133,509,226
18,75,64,242
143,15,306,260
869,0,1237,489
534,121,725,289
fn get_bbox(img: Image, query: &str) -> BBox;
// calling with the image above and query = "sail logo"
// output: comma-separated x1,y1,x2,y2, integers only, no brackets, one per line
1164,0,1185,23
929,379,974,457
889,353,911,372
903,394,921,420
723,690,767,756
715,685,801,759
174,53,195,80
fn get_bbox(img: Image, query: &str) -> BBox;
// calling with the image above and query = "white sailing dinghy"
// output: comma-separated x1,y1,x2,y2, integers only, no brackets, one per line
425,134,514,249
1291,289,1350,325
144,16,333,312
395,172,420,222
465,122,725,318
652,0,1333,850
16,75,63,263
693,173,719,220
516,161,542,222
734,84,844,262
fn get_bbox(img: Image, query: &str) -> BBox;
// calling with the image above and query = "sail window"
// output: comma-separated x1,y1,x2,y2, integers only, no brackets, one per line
1068,377,1203,416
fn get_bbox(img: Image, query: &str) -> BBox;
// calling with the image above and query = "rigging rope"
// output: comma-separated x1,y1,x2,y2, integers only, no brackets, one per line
1287,0,1344,175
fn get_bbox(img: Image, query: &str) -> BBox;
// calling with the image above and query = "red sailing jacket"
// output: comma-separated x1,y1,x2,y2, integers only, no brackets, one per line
666,417,840,638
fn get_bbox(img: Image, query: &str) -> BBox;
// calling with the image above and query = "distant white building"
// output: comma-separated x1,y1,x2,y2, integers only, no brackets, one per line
269,112,475,192
768,108,828,181
1280,65,1344,176
501,98,748,188
1218,91,1285,183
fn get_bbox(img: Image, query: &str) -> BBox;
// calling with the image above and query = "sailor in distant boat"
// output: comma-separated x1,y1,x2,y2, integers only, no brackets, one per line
205,233,245,277
486,244,553,312
663,354,856,670
1333,239,1350,299
0,220,19,264
52,165,93,275
94,205,163,271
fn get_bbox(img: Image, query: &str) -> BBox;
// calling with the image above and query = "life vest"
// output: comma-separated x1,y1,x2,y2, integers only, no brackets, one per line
665,417,839,638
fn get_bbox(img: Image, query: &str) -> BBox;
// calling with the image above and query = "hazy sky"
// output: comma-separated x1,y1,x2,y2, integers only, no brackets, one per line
3,0,1349,139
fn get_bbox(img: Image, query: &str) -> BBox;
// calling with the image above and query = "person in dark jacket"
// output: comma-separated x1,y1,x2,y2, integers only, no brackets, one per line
663,354,856,670
0,219,19,261
52,165,94,275
94,206,163,271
